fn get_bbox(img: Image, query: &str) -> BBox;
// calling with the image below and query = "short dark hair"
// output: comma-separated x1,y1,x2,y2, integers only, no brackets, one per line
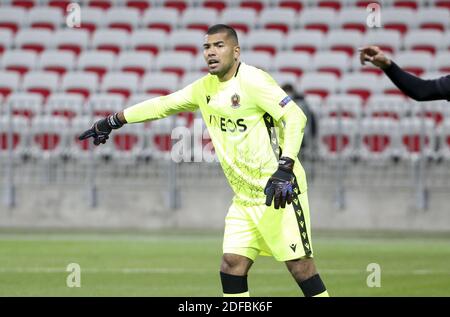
206,24,239,44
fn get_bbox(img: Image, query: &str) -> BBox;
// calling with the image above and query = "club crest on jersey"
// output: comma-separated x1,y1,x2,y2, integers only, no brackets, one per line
231,93,240,109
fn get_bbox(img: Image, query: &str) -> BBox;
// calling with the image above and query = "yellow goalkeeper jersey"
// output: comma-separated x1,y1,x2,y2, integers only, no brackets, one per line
124,62,308,206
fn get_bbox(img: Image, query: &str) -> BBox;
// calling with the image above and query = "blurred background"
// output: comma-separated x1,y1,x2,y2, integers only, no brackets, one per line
0,0,450,296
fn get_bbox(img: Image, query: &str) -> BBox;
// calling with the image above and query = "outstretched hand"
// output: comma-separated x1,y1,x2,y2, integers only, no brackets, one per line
78,119,111,146
358,45,391,69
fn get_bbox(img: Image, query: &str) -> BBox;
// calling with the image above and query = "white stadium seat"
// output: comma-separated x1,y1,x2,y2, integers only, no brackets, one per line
130,29,167,56
38,50,76,76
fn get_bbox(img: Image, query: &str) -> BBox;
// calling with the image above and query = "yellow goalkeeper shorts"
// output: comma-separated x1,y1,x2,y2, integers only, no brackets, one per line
223,190,313,262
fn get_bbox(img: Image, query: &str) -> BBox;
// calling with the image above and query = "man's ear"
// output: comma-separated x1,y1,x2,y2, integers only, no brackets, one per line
234,46,240,61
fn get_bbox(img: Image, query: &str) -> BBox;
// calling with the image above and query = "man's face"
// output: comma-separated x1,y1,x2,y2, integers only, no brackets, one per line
203,32,239,77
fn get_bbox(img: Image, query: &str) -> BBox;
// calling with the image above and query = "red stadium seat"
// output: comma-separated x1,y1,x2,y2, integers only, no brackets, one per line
312,51,350,78
358,118,399,162
273,51,311,78
117,51,153,77
382,8,415,35
399,117,436,160
61,71,99,100
154,52,193,77
203,0,227,12
239,0,270,14
0,116,30,160
14,29,53,54
417,8,449,32
365,95,408,120
5,92,43,120
105,7,140,33
10,0,37,9
142,7,179,33
86,0,113,10
403,30,443,55
168,29,205,56
286,30,324,55
111,123,145,162
318,117,357,160
318,0,342,11
240,51,273,72
299,73,338,99
393,0,419,10
258,8,297,34
22,71,59,101
163,0,190,14
53,29,89,56
0,72,21,99
220,8,257,34
130,29,165,56
299,8,336,34
0,29,13,56
141,72,179,96
78,7,105,34
323,94,363,119
363,30,402,55
38,50,76,76
435,52,450,73
435,0,450,10
337,8,368,33
91,29,129,55
46,93,85,121
438,119,450,161
411,100,448,127
394,51,433,77
245,30,284,56
325,30,363,57
100,72,139,99
339,73,380,103
0,7,26,34
124,0,152,13
181,8,219,33
88,93,125,117
2,50,38,76
77,51,115,80
46,0,73,12
275,0,305,13
27,7,62,31
30,116,69,158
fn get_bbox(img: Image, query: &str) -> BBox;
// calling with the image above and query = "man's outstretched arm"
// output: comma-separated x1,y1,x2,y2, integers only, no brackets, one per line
79,84,198,145
359,45,450,101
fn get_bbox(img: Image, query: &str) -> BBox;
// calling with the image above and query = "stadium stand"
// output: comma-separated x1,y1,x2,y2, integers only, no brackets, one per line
0,0,448,165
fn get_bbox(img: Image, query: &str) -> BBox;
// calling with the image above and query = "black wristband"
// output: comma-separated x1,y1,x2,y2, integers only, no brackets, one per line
107,113,124,129
278,156,294,172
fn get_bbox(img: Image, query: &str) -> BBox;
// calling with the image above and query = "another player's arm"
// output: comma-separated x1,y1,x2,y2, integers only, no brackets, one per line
359,45,450,101
79,84,198,144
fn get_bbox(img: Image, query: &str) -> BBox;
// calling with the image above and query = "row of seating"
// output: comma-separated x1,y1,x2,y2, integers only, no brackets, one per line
0,114,209,161
2,28,450,59
0,5,448,35
1,114,450,162
2,92,448,127
2,47,449,75
318,116,450,161
2,0,449,14
2,67,448,104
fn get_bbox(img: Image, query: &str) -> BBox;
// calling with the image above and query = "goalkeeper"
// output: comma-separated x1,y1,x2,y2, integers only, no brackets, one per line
79,24,329,297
